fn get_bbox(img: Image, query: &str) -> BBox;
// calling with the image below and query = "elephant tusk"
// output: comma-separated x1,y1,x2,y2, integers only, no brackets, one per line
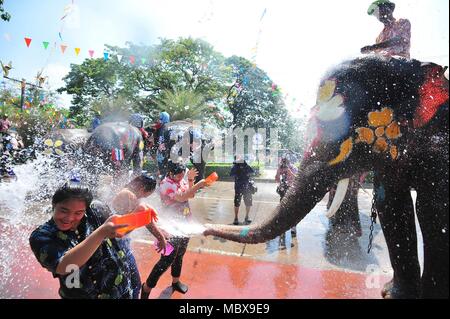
326,178,349,218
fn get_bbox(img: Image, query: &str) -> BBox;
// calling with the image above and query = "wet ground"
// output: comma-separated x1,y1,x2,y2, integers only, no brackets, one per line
0,180,424,299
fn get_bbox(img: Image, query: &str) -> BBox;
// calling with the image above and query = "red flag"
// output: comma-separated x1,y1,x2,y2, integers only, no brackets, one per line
60,45,67,54
129,55,135,64
24,37,32,47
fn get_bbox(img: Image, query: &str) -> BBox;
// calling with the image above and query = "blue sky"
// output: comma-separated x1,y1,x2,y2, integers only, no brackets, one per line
1,0,448,115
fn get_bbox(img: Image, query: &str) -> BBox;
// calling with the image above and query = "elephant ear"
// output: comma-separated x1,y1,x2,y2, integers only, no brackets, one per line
413,65,449,128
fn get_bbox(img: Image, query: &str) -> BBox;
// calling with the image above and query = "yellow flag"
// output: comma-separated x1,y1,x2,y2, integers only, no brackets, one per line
74,48,81,56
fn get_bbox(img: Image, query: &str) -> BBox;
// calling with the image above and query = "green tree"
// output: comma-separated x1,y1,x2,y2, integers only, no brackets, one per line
1,0,11,22
1,84,66,146
106,38,231,119
57,57,122,126
59,37,232,126
225,56,286,129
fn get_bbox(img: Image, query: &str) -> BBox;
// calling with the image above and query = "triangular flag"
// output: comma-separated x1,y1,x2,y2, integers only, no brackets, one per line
24,37,32,47
42,41,49,49
129,55,135,64
103,52,109,61
60,45,67,54
141,57,146,64
74,48,80,56
88,50,94,58
117,55,123,62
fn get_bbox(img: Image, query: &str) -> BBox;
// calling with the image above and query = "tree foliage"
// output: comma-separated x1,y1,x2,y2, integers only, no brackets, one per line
58,37,300,150
1,84,69,146
0,0,11,22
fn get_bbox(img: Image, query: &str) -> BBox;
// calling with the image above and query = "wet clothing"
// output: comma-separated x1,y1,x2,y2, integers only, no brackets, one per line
145,237,189,288
145,176,191,288
29,200,140,299
231,162,255,207
159,176,191,217
375,18,411,58
234,190,253,207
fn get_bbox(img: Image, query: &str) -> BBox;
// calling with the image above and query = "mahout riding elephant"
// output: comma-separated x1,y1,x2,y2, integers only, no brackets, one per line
204,56,449,299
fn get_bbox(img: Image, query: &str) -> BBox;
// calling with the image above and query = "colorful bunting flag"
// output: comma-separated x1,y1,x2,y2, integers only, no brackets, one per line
42,41,50,49
129,55,135,64
74,47,80,56
24,37,32,47
104,52,109,61
60,45,67,54
88,50,94,58
117,55,123,62
141,57,146,64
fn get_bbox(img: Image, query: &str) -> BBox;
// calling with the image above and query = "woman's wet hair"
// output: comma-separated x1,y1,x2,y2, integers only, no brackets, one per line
52,181,93,208
125,174,157,193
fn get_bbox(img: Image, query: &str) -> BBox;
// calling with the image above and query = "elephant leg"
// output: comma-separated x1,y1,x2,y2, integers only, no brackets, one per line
375,176,421,298
415,169,449,298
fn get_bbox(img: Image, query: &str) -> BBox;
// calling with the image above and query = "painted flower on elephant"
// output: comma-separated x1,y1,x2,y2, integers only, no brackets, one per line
43,138,64,156
355,107,401,159
314,79,345,122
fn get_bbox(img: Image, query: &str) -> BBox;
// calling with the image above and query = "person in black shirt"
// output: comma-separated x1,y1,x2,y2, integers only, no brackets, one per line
230,158,255,225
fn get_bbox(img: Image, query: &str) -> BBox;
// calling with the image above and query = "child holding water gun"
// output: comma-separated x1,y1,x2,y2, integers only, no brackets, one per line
140,160,208,298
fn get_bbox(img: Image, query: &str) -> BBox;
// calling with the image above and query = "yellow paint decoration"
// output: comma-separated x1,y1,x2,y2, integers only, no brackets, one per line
385,122,401,139
329,138,353,166
373,137,388,153
355,127,375,144
139,141,144,150
368,107,393,127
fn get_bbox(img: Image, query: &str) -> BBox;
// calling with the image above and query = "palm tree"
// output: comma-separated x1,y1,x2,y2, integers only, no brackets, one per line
156,89,214,122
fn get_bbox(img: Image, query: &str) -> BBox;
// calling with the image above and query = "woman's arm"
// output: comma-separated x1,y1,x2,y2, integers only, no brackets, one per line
146,222,167,254
173,180,206,201
55,217,127,275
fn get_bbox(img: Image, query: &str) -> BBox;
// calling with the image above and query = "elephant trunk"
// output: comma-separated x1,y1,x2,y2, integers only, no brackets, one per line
205,162,335,244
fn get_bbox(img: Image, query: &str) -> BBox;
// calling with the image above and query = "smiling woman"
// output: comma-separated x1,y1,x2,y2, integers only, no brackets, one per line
29,181,141,299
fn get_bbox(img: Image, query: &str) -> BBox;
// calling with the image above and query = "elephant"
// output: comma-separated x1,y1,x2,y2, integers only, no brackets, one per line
204,56,449,299
83,122,146,180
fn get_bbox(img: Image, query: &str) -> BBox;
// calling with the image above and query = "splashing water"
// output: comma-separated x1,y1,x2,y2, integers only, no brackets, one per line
0,141,208,297
0,145,118,298
128,193,206,240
